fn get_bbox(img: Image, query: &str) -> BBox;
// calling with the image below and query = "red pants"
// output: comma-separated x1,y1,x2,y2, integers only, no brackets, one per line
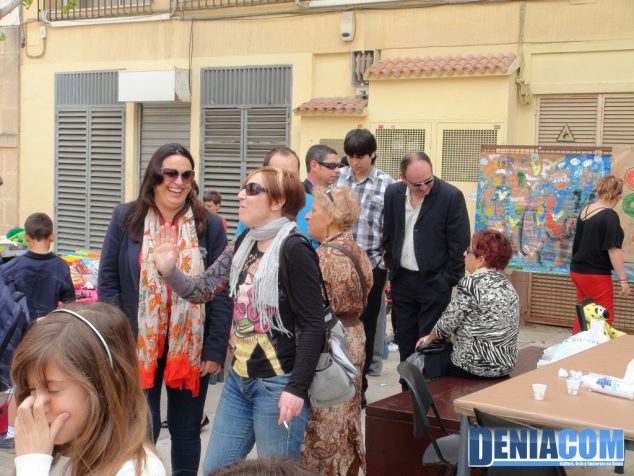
569,271,614,334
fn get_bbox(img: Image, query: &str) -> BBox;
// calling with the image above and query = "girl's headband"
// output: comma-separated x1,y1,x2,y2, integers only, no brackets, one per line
47,309,114,368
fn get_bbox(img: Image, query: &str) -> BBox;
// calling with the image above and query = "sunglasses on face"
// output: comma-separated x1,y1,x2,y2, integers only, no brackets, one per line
242,182,268,196
409,176,434,187
161,168,195,183
318,161,343,170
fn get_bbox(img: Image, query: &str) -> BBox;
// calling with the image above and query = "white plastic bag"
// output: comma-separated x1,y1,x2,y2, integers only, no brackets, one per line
538,319,609,366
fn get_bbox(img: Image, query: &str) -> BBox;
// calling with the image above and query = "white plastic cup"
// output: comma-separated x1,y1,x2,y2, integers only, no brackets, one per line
532,383,547,400
566,379,581,396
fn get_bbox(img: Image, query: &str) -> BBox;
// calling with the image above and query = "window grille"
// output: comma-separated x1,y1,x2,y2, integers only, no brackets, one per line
441,129,498,182
375,128,426,179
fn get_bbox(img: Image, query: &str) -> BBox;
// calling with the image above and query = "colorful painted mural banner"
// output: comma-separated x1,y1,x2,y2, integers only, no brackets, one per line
475,145,634,279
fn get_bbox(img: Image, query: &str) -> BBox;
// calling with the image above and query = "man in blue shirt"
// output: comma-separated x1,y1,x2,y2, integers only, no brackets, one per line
235,147,318,248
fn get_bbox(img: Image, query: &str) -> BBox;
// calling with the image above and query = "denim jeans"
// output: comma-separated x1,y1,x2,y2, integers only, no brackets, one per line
203,368,310,474
146,352,210,476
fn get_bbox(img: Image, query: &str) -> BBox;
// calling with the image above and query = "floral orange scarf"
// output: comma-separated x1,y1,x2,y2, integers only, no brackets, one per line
137,207,205,396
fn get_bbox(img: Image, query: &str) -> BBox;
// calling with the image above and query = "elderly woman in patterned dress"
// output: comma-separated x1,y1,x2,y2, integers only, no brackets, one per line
302,187,373,476
417,229,520,379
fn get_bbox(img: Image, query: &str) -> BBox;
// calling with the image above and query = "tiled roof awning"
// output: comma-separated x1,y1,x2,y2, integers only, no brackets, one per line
365,53,518,80
293,97,368,115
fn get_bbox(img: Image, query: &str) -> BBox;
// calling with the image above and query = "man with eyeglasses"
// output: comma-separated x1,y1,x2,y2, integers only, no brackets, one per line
303,144,341,194
382,152,470,367
335,128,396,406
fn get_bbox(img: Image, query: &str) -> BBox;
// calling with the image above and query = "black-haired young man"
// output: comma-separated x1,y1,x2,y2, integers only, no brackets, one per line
335,128,395,406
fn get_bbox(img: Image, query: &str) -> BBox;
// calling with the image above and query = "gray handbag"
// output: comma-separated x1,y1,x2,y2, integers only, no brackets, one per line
309,309,357,407
308,242,368,407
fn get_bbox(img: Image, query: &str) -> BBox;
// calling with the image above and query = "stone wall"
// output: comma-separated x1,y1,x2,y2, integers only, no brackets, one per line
0,26,19,233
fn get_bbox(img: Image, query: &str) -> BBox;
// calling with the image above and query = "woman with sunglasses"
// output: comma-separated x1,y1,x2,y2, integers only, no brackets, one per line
154,166,324,473
98,143,232,475
416,229,520,379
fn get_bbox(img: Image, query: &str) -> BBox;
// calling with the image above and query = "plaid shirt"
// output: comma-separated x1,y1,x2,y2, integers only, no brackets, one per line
336,165,396,267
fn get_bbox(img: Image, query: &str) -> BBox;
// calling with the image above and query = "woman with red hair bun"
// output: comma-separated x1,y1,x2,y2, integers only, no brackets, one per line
416,229,520,379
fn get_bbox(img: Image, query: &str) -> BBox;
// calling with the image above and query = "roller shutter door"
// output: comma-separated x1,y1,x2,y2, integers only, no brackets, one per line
139,104,192,182
200,66,291,234
55,71,124,252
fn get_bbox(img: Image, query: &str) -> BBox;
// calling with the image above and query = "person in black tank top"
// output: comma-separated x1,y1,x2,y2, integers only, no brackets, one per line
570,175,630,333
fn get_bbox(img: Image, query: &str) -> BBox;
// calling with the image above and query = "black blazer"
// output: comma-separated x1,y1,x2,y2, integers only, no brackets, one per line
97,202,232,365
382,178,471,291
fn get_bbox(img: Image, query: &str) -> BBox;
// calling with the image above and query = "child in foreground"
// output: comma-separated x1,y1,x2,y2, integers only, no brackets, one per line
11,302,166,475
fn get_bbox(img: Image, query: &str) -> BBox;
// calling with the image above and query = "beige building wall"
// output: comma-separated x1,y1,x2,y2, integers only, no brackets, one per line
16,0,634,227
0,26,20,233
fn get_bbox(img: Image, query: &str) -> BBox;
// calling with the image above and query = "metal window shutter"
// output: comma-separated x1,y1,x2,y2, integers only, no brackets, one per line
201,106,289,234
139,104,192,180
537,96,599,145
55,109,89,252
200,65,292,107
201,108,243,232
602,95,634,145
245,107,289,170
199,66,292,235
88,108,125,249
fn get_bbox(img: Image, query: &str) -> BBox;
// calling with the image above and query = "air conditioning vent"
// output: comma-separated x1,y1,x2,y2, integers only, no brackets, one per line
351,50,379,87
375,127,426,179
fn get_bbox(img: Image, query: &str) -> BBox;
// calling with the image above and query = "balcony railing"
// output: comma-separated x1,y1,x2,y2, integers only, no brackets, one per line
39,0,293,21
39,0,152,21
176,0,291,10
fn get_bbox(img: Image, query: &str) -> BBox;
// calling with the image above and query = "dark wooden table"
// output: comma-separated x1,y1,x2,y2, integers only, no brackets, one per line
365,346,543,476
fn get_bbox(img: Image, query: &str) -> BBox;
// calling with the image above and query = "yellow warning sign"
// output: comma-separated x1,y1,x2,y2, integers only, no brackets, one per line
556,124,575,142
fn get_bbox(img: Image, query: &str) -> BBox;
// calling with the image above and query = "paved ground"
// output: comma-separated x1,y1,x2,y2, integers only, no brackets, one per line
0,322,631,475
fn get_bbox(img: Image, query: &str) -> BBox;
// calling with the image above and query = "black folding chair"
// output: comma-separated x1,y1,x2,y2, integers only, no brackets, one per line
473,408,567,476
397,361,460,476
575,296,593,332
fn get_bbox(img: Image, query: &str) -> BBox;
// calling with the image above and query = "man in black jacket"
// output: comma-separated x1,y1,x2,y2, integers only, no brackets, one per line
382,152,470,363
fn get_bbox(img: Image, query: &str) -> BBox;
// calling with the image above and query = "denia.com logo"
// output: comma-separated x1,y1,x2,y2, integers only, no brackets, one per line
469,428,624,467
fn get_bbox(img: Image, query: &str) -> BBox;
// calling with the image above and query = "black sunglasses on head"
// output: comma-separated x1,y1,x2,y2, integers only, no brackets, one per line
161,168,195,183
318,161,343,170
242,182,267,196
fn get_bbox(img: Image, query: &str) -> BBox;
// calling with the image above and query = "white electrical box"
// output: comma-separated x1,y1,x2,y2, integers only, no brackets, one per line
118,69,191,103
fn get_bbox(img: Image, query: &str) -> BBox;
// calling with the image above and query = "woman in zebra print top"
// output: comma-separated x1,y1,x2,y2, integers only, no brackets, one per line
417,229,520,378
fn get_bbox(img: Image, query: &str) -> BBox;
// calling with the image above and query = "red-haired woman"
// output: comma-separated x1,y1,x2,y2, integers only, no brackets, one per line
417,229,520,378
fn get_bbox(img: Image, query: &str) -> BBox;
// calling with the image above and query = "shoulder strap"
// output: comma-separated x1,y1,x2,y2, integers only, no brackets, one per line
278,232,330,311
322,242,368,307
581,205,608,220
